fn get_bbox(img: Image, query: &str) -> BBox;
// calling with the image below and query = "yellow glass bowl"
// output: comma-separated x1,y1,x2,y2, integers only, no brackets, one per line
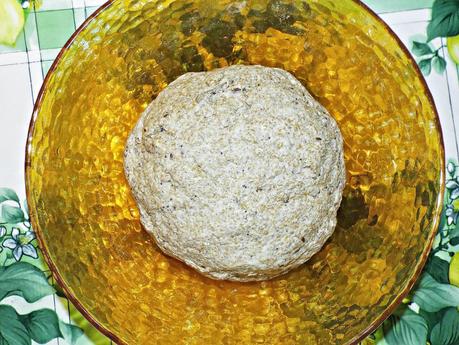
25,0,444,344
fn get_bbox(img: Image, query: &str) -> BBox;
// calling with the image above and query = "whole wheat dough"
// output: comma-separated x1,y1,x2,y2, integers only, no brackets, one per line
124,65,345,281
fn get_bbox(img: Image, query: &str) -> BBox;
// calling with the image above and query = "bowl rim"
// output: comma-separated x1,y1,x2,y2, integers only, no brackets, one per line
24,1,446,344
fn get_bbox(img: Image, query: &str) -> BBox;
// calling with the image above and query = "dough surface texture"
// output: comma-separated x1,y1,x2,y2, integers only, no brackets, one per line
124,65,345,281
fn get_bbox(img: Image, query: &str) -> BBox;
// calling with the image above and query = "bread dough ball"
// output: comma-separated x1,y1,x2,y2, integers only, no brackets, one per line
124,65,345,281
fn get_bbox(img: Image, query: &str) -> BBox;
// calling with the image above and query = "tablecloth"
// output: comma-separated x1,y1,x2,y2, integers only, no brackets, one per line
1,1,458,344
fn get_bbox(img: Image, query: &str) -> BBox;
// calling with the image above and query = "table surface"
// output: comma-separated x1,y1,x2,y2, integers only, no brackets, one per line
0,1,458,344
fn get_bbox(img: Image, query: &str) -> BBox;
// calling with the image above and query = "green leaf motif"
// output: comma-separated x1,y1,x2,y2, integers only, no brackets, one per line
419,58,433,76
427,0,459,41
0,262,55,303
447,180,459,189
1,308,83,345
383,307,428,345
425,256,450,284
59,320,84,345
0,188,19,204
419,308,447,338
1,204,25,224
19,309,62,344
433,56,448,73
431,308,459,345
450,223,459,239
412,41,434,56
0,305,31,345
413,273,459,312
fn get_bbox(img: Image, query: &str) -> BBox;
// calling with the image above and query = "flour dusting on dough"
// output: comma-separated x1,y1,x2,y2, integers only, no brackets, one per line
124,65,345,281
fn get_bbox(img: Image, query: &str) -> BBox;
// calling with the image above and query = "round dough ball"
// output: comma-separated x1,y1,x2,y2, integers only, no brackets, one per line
124,65,345,281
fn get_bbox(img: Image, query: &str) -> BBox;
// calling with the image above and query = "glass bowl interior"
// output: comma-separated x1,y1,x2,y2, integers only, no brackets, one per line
26,0,444,344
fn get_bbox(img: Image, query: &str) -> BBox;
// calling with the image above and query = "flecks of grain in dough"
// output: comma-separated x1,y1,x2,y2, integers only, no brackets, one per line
124,65,345,281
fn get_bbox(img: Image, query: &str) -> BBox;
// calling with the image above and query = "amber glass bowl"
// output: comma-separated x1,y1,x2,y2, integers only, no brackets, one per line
26,0,444,344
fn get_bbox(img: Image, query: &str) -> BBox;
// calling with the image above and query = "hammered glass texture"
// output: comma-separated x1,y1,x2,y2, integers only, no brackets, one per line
26,0,443,344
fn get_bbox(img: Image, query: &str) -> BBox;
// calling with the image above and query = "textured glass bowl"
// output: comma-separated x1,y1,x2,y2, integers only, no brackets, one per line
26,0,444,344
